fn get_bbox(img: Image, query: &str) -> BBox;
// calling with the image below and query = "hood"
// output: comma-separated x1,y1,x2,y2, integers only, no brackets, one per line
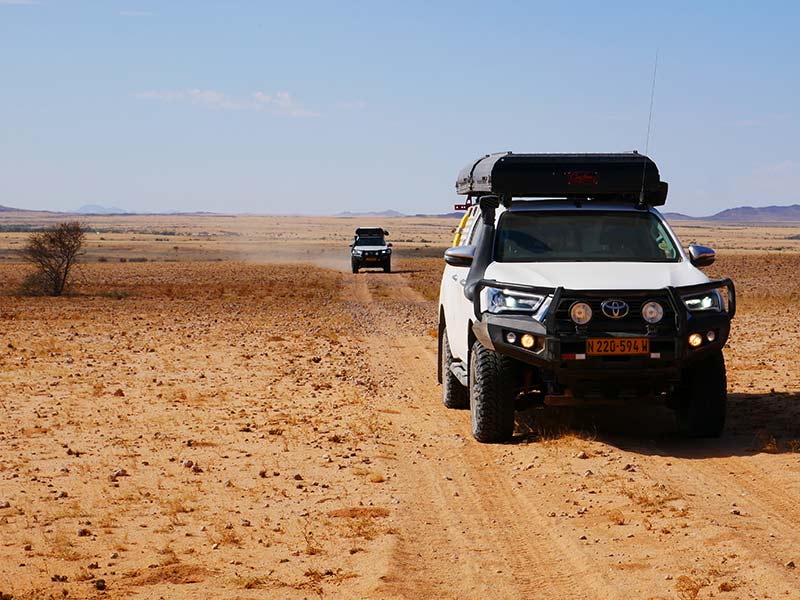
353,245,388,252
483,260,708,291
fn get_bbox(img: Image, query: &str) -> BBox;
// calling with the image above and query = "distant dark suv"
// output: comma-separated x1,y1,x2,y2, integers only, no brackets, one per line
350,227,392,273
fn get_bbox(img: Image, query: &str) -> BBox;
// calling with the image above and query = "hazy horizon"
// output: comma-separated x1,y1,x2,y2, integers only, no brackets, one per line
1,2,798,217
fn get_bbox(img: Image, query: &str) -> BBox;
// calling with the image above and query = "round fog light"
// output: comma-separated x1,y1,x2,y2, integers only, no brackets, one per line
706,330,716,342
641,301,664,324
570,302,592,325
505,332,517,344
520,334,535,349
688,333,703,347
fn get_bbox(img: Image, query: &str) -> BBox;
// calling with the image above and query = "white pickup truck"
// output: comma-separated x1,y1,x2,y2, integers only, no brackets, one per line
438,153,735,443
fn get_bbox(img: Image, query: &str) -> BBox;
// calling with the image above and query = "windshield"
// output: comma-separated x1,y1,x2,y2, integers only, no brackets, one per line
495,211,680,263
354,236,385,247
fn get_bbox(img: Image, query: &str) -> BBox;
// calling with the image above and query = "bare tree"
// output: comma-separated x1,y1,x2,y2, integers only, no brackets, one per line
22,221,86,296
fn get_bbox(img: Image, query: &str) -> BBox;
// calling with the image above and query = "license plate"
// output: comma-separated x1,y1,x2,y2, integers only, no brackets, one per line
586,338,649,355
365,257,378,261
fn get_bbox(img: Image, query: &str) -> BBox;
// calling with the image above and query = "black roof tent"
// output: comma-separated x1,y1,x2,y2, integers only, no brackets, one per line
355,227,388,236
456,152,668,206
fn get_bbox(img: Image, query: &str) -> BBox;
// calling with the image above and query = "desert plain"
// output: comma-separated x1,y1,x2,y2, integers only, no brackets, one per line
1,210,799,599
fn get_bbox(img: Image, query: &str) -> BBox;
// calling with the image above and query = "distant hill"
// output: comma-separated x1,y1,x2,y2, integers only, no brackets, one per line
665,204,800,222
0,204,53,214
709,204,800,222
75,204,129,215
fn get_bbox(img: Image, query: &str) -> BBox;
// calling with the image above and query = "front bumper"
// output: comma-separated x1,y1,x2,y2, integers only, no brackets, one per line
471,279,734,398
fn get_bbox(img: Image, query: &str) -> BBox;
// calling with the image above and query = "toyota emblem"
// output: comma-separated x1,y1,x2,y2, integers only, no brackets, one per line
601,299,629,319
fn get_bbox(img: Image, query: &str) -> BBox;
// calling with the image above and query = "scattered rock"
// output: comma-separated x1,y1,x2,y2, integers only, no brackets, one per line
787,560,796,569
110,552,119,559
94,579,106,591
51,575,68,582
293,474,303,481
0,501,10,509
113,389,125,397
23,544,32,551
192,464,203,473
182,460,194,469
77,528,91,537
730,509,742,516
576,451,588,459
110,468,128,481
212,543,220,550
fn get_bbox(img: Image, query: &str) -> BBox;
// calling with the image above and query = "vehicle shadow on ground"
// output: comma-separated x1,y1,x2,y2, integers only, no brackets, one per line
514,392,800,458
356,269,421,274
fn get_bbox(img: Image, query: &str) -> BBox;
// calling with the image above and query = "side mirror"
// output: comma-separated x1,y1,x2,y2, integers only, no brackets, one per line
444,246,475,267
387,242,392,247
688,244,716,268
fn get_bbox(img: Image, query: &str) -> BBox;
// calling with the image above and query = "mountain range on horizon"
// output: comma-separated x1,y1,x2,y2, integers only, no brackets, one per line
1,203,800,222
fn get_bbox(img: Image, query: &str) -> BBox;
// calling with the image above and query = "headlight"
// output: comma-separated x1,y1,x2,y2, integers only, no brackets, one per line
353,250,363,256
570,301,592,325
682,289,722,312
641,301,664,324
487,288,545,314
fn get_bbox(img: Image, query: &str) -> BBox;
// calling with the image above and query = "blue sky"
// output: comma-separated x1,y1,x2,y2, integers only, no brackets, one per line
1,1,797,216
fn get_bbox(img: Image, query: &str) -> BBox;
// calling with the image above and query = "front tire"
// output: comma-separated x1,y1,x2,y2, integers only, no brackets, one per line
469,340,516,443
351,260,359,274
441,329,468,409
383,261,391,273
676,350,727,437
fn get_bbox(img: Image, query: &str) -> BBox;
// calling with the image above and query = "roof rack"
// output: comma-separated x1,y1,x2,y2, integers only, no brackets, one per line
455,152,668,206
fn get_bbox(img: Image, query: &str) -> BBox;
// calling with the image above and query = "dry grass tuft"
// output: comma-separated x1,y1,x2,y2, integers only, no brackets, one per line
607,509,626,526
327,507,390,519
127,563,212,586
675,575,710,600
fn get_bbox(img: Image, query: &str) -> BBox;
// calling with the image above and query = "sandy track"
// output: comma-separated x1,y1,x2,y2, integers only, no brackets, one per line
348,270,800,599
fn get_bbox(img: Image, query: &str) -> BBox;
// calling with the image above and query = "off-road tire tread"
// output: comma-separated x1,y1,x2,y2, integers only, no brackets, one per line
678,350,727,437
470,340,515,443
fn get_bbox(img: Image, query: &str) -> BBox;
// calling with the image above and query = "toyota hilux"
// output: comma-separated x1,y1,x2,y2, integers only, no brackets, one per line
438,152,735,443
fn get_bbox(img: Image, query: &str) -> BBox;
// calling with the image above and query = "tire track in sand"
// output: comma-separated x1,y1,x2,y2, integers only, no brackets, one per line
348,274,625,599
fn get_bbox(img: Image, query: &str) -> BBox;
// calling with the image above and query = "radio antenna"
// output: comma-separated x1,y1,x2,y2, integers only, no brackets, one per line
639,49,659,206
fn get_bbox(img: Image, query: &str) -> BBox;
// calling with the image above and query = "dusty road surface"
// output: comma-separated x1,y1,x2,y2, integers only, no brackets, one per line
1,215,800,599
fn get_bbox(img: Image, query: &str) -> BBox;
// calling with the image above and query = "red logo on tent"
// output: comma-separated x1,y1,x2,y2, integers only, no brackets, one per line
567,172,598,186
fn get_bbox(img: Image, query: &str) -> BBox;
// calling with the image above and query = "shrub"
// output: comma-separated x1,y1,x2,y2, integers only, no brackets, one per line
21,221,85,296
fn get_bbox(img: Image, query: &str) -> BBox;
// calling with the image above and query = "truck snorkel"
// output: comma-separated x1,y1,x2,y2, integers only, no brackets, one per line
464,194,501,303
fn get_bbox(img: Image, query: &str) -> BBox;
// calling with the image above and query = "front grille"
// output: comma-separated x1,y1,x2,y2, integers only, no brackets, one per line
554,293,677,335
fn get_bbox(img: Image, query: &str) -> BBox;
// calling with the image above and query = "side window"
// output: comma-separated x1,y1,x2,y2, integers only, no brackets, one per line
653,221,677,260
465,212,483,246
